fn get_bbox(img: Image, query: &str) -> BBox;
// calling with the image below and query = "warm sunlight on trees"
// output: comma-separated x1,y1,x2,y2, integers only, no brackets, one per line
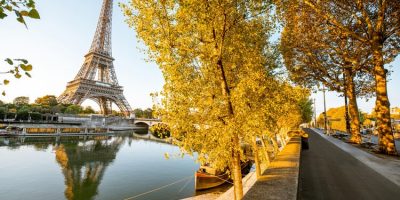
35,95,58,106
276,1,375,144
13,96,29,105
122,0,308,198
276,0,399,154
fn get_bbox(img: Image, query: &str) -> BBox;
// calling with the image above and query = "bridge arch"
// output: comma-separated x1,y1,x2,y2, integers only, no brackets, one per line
134,121,150,128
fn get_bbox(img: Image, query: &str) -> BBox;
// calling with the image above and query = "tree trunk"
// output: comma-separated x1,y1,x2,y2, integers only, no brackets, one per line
232,133,243,200
344,67,362,144
372,43,397,155
343,70,351,134
216,58,244,199
253,137,261,179
260,137,271,165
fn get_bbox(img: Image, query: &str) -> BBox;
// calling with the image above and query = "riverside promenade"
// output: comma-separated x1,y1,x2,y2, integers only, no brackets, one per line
187,136,301,200
189,128,400,200
241,136,301,200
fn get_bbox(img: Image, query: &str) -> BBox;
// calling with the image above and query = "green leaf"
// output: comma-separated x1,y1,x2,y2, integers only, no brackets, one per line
20,64,32,71
0,12,7,19
25,72,31,78
28,9,40,19
27,0,35,8
5,5,12,11
3,79,9,85
17,16,26,25
5,58,13,65
15,59,28,64
2,91,5,96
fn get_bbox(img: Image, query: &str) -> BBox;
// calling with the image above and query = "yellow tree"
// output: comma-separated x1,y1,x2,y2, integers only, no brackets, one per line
277,1,375,144
276,0,399,154
312,0,398,153
121,0,306,198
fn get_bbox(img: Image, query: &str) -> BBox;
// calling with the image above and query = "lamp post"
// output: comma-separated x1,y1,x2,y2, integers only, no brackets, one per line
313,98,317,128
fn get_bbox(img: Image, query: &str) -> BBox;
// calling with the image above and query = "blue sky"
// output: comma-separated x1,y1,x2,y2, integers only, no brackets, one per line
0,0,399,114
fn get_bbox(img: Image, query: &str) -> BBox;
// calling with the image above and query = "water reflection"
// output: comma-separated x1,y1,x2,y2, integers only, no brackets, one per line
54,136,124,200
0,132,199,200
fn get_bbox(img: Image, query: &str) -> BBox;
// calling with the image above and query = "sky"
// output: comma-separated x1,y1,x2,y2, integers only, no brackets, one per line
0,0,399,114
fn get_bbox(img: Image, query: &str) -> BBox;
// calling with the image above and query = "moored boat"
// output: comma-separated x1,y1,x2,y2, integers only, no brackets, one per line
195,161,252,190
0,129,8,136
195,165,229,190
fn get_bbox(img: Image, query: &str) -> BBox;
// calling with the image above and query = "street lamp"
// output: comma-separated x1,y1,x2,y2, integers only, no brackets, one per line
313,98,317,127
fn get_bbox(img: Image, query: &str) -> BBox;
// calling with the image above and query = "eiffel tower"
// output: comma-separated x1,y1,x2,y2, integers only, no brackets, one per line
58,0,132,116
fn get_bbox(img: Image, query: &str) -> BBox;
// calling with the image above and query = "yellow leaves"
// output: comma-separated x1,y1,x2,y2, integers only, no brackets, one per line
123,0,309,171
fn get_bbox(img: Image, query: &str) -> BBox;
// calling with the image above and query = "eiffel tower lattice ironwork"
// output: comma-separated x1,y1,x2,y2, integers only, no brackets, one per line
58,0,132,116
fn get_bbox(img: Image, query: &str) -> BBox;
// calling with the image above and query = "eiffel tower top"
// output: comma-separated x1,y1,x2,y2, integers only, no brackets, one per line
89,0,113,56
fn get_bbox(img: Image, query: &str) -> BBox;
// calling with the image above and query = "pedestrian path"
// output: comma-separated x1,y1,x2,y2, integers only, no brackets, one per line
242,136,301,200
299,128,400,200
311,128,400,187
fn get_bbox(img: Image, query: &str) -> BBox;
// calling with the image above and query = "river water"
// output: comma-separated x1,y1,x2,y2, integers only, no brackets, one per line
0,132,200,200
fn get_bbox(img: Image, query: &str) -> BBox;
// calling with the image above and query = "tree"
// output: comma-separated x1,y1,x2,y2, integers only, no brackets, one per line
276,0,378,144
287,0,399,155
132,108,144,118
13,96,29,105
122,1,304,198
35,95,58,106
0,107,5,119
1,0,39,95
64,105,82,114
142,108,153,119
298,97,313,124
16,109,29,121
276,0,399,153
82,106,96,114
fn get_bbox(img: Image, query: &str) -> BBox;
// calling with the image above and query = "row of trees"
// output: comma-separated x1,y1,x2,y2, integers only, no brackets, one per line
275,0,399,155
0,95,97,120
132,108,153,118
1,95,153,120
122,0,313,198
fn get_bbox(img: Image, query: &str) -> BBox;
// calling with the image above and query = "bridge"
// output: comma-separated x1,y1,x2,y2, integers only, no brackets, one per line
133,118,163,128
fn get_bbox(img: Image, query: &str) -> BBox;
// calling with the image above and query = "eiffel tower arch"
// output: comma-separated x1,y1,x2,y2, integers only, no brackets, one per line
58,0,133,117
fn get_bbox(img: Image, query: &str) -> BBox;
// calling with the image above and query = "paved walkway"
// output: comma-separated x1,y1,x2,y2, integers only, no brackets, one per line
242,136,301,200
299,128,400,200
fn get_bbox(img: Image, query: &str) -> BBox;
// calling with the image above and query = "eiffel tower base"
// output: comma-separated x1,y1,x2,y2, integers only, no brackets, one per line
58,79,132,117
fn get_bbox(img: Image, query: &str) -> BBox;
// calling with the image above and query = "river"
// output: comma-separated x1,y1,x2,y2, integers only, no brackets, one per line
0,132,200,200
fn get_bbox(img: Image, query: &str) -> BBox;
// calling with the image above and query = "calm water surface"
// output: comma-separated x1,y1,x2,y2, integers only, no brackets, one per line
0,132,200,200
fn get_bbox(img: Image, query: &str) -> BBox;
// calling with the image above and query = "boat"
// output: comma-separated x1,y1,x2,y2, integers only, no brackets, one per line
0,129,8,136
195,161,252,190
195,165,230,190
0,127,21,137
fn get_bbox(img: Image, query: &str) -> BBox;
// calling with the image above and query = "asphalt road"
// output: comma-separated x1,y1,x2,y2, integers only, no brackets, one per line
298,128,400,200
